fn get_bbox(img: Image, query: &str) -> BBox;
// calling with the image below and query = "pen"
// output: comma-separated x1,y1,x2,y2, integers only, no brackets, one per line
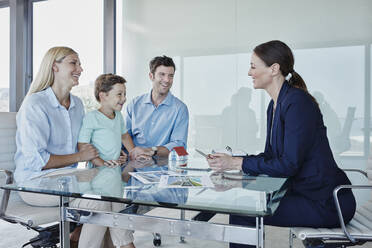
195,148,213,159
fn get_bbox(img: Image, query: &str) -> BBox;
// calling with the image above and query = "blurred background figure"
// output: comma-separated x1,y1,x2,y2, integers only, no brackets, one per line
221,87,258,153
313,91,356,155
313,91,342,144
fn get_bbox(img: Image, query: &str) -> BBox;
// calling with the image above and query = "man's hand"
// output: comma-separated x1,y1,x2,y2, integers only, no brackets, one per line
129,147,153,160
78,144,99,162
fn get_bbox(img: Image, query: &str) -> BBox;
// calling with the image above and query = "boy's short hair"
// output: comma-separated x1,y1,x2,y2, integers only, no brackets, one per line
94,73,126,102
149,55,176,74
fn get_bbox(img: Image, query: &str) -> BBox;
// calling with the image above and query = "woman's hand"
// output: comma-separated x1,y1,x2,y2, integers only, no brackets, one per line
78,144,99,161
209,172,243,192
207,153,243,172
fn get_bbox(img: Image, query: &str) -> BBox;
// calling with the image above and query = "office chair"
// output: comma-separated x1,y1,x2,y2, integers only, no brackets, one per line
289,166,372,248
0,112,60,247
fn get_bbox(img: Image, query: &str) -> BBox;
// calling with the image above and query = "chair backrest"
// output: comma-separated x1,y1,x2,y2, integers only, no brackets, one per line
0,112,17,172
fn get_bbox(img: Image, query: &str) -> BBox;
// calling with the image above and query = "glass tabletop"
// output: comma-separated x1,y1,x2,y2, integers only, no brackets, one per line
2,157,288,217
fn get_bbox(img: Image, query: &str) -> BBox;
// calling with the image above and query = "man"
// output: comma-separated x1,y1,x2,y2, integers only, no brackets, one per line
124,55,189,160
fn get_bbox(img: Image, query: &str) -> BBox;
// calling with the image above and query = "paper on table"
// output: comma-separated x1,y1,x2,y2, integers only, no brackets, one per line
158,174,214,188
129,171,177,184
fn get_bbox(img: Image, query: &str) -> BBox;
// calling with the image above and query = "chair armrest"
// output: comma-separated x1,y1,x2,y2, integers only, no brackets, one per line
0,169,14,185
342,169,367,178
333,184,372,243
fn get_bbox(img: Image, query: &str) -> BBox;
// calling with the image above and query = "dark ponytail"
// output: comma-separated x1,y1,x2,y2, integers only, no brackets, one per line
288,71,306,90
289,71,318,104
254,40,318,105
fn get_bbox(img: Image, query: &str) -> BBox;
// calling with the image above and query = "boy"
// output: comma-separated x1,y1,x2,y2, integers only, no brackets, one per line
79,73,135,168
77,73,135,248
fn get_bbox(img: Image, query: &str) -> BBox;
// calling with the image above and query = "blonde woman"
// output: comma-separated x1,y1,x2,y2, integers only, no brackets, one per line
14,47,135,248
15,46,97,193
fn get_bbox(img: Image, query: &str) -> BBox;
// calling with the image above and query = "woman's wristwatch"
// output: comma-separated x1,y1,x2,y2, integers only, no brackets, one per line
151,146,158,156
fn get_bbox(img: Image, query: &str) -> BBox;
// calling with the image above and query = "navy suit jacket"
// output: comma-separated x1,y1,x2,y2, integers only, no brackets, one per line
242,81,351,200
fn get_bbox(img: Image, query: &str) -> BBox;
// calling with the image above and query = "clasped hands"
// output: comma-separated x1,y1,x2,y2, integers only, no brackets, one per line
95,147,154,168
98,147,154,167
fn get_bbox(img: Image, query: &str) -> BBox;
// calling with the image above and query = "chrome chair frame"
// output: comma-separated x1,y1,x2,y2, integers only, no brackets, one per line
289,169,372,248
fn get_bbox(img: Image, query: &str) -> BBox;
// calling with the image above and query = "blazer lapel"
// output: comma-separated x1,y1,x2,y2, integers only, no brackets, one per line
271,81,290,156
271,104,280,155
265,101,274,152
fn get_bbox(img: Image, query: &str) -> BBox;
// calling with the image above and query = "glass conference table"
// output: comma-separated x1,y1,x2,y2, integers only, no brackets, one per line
2,157,288,248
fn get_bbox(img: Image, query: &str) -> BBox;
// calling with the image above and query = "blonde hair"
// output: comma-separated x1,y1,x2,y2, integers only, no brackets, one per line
27,46,78,95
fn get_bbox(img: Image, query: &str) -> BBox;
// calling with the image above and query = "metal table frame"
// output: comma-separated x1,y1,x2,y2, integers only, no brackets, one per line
58,195,265,248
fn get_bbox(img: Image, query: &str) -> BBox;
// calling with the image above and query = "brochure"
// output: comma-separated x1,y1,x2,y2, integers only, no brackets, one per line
129,171,177,184
159,174,214,188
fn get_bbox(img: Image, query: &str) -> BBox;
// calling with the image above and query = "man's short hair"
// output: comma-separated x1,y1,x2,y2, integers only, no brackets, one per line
149,55,176,74
94,73,126,102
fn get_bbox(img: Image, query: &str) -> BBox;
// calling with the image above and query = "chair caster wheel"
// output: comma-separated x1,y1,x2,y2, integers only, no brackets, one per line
153,238,161,246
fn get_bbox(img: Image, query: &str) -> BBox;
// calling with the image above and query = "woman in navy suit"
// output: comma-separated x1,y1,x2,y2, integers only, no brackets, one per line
207,40,356,248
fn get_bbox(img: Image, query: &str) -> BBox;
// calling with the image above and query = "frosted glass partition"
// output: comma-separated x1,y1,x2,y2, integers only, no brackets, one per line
33,0,103,112
183,54,262,154
118,0,372,159
0,7,9,112
295,46,365,156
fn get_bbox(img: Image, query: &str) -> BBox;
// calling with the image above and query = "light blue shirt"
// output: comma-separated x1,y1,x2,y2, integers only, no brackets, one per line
125,91,189,151
14,87,85,184
78,110,126,167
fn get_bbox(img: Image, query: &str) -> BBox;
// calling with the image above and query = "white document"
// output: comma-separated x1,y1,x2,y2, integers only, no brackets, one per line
129,171,177,184
158,174,214,188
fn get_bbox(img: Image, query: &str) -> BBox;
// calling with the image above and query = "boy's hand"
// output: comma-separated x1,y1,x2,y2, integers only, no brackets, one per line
104,160,120,168
117,150,128,165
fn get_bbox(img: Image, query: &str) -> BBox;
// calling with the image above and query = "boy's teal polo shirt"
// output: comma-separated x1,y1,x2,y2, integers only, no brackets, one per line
78,110,126,167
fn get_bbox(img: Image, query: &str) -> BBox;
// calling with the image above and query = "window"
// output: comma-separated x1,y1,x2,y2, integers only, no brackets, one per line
0,6,9,112
117,0,372,160
33,0,103,112
116,0,123,76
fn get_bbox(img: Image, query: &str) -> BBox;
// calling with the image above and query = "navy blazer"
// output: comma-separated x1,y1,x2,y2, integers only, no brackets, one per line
242,81,351,200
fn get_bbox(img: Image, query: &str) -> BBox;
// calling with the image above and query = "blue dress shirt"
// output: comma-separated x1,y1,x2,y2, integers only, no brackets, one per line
14,87,85,183
124,91,189,151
